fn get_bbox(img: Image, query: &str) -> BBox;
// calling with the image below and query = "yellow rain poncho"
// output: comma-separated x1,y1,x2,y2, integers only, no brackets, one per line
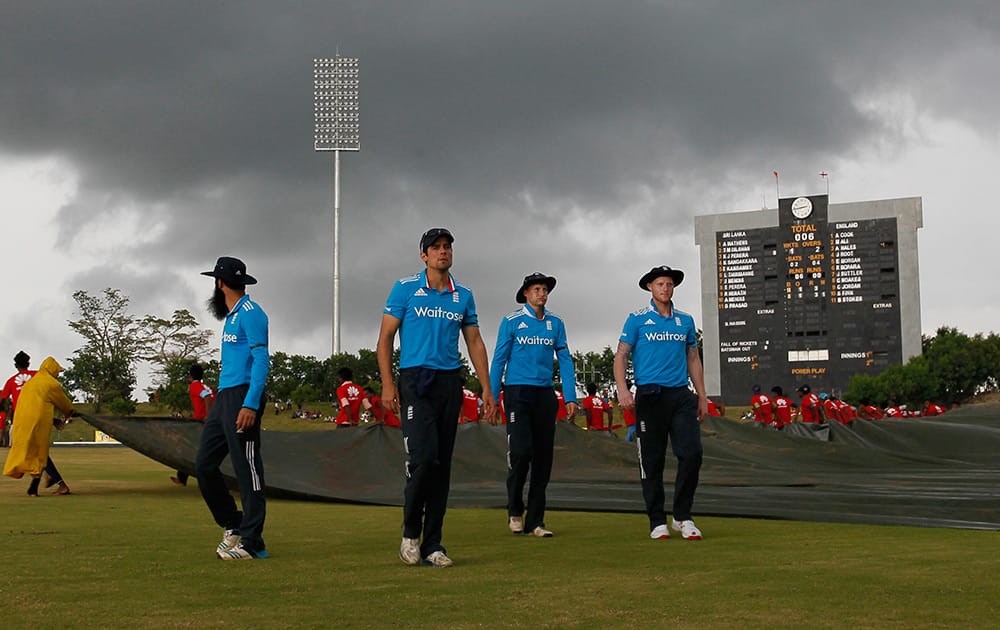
3,357,75,479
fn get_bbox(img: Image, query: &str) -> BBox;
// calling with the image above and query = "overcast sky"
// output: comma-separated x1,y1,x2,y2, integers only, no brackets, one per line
2,1,997,393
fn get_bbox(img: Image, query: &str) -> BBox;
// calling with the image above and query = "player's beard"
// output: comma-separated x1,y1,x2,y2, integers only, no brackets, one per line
207,286,229,321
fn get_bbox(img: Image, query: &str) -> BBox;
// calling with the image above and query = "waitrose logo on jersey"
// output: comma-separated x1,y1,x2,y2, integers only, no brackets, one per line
413,306,464,321
516,335,554,346
644,331,687,342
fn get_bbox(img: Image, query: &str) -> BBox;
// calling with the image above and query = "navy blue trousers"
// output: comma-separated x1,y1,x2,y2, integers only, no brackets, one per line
398,368,463,558
504,385,557,532
635,386,703,529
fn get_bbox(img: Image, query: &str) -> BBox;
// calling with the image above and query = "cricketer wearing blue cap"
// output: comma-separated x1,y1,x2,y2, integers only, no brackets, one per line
490,272,578,538
377,228,497,568
613,265,708,542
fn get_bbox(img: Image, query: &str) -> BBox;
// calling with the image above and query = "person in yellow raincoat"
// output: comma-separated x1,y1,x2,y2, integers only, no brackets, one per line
3,356,76,496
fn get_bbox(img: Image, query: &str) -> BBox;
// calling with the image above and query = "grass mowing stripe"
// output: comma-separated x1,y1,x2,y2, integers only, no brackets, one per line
1,447,997,629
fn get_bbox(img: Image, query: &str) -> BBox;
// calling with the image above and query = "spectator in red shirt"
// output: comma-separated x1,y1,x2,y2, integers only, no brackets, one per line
172,363,215,486
769,386,794,428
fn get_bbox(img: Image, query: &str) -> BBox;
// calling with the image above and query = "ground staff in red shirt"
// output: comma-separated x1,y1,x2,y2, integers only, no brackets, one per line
172,363,214,486
769,386,794,428
750,384,775,425
797,385,826,424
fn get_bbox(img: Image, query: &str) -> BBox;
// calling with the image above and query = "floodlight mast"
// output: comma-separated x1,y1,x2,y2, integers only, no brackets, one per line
313,55,359,356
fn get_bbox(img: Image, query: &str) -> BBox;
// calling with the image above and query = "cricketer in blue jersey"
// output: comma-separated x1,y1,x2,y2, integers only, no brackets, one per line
613,265,708,542
376,228,496,568
196,256,271,560
491,272,578,538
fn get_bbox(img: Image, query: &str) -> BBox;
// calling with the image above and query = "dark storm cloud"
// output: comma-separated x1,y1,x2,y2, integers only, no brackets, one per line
3,1,998,357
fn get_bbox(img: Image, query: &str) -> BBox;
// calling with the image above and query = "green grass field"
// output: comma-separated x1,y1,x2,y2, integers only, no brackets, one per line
2,447,997,629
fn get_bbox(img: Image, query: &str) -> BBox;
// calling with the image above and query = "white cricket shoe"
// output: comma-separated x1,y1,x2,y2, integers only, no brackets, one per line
399,537,421,565
217,529,241,554
422,550,454,567
508,516,524,534
218,543,268,560
670,518,703,540
649,524,670,539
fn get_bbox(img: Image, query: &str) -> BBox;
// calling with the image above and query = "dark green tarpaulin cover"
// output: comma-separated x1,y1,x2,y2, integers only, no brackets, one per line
83,404,1000,530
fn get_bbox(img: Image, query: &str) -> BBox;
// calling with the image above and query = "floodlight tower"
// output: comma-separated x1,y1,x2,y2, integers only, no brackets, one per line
314,55,360,355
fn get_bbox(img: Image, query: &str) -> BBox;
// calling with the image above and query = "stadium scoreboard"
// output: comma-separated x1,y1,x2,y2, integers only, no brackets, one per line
695,196,923,404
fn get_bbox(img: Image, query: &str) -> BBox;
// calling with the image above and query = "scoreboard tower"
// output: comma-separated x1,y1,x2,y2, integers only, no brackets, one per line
694,196,922,404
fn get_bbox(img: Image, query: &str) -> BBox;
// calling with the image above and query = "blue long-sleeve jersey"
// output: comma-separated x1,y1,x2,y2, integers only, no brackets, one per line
490,305,577,403
218,294,270,409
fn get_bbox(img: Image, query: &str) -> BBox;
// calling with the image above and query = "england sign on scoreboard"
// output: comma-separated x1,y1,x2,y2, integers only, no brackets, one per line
695,196,923,405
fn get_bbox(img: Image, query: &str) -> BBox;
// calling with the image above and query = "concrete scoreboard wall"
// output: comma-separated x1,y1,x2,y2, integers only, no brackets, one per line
694,196,922,404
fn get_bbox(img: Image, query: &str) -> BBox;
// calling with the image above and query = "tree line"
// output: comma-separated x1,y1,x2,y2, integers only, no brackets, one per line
845,327,1000,408
63,288,999,415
